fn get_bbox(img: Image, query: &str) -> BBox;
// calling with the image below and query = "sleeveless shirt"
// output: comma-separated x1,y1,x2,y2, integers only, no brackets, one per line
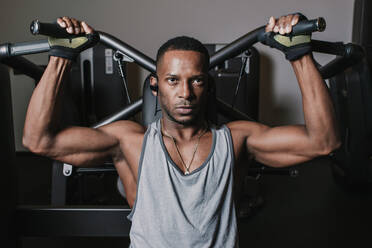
127,119,238,247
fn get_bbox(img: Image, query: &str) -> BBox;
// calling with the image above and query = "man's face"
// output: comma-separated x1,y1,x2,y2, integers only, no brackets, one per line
153,50,209,126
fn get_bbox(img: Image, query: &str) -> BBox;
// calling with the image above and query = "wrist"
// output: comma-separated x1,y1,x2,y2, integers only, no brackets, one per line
47,56,72,73
290,53,313,67
49,55,73,64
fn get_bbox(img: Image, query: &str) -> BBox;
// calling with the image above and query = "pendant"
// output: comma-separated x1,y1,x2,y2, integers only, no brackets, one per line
185,171,190,175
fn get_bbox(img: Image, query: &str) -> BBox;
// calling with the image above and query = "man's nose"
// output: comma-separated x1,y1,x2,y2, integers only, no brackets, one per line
179,80,193,99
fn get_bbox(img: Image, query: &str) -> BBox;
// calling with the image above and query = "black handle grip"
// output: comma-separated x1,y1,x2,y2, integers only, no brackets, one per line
257,17,326,43
30,19,86,38
291,17,326,35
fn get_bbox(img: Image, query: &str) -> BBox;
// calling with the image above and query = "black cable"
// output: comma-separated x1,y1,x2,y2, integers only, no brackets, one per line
114,51,132,105
232,50,250,108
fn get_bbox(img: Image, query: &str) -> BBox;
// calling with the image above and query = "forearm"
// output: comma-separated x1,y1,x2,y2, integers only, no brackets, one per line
291,54,340,153
23,56,71,152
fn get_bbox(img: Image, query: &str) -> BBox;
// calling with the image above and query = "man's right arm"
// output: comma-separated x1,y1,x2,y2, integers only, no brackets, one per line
22,56,127,167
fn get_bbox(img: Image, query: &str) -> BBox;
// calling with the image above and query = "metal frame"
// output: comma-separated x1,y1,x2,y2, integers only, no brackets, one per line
17,206,131,237
1,28,364,127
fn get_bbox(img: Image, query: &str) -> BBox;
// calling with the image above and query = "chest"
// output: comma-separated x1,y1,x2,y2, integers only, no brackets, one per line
162,131,214,175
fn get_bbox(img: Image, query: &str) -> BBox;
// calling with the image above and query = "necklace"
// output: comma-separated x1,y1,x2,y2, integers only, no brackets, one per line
161,119,208,175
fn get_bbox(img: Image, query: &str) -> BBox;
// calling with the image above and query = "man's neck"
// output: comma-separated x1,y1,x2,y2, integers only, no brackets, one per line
161,117,208,141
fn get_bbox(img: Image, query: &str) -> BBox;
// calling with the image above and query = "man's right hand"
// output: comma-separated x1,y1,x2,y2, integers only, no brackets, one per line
56,17,94,35
48,17,99,61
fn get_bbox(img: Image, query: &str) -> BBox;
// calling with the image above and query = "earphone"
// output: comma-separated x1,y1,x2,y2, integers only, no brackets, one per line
149,84,158,91
150,74,159,91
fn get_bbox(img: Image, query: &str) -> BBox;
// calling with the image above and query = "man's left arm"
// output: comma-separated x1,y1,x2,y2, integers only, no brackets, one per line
229,15,340,167
235,54,340,167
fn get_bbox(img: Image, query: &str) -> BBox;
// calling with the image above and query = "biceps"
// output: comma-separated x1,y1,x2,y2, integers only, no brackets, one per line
49,127,119,166
253,150,311,167
246,125,316,167
53,149,112,167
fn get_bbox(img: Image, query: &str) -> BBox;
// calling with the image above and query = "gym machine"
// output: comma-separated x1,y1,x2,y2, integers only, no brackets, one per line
329,0,372,188
0,16,367,239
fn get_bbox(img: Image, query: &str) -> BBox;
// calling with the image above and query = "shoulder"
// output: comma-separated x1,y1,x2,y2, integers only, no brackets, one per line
97,120,146,141
98,120,147,164
226,120,270,153
226,120,268,138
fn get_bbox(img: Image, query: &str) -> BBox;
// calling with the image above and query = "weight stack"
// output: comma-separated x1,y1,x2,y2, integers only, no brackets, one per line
76,43,131,126
328,0,372,188
329,60,372,187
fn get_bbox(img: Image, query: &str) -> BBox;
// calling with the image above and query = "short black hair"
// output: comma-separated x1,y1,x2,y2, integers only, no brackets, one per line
156,36,210,72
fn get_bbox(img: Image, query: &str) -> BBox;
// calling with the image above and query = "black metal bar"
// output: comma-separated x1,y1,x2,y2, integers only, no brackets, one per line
216,97,256,121
210,27,264,68
1,56,44,81
312,40,347,56
319,57,349,79
76,166,117,174
0,23,364,132
0,43,11,60
209,17,326,68
1,24,361,86
16,206,131,237
98,32,156,73
30,20,83,39
51,161,67,206
0,40,50,60
92,98,143,128
317,43,365,79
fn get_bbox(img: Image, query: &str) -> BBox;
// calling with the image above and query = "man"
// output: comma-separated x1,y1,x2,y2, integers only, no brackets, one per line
23,14,340,247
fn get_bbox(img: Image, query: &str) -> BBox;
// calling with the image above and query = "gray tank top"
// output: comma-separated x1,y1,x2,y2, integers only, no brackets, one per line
128,119,238,248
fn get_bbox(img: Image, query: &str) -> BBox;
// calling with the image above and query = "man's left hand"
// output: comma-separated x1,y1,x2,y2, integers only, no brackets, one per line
260,13,312,61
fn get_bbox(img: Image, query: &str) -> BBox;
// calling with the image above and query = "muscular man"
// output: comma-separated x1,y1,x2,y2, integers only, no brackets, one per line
23,14,340,247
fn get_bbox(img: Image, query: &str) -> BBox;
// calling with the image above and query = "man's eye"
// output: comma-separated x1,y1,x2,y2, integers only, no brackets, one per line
167,78,177,84
193,78,203,85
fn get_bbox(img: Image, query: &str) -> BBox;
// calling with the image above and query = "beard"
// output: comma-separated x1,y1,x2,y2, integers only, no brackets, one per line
159,96,206,126
161,101,200,126
157,88,208,126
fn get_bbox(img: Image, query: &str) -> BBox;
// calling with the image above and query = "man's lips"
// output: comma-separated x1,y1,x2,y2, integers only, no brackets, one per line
176,105,195,108
175,106,195,114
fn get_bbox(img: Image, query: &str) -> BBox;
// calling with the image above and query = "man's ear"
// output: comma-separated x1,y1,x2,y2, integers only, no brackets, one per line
149,75,158,96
